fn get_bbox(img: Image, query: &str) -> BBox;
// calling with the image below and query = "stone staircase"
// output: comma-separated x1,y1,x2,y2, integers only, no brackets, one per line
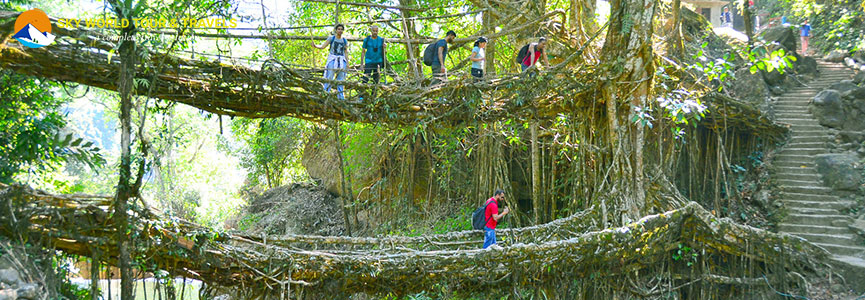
773,60,865,287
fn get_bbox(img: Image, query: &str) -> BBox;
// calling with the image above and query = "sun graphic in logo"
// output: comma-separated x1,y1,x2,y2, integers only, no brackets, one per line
12,8,55,48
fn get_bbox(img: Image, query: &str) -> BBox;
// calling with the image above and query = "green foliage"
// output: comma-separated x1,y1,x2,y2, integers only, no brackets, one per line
745,47,796,75
671,243,699,267
228,117,309,189
764,0,864,53
0,71,105,184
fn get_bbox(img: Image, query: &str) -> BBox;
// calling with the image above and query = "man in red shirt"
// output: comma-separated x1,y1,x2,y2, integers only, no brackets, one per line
483,189,510,249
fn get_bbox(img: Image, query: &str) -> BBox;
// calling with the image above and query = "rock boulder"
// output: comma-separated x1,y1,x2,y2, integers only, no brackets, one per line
760,26,798,53
795,56,819,76
729,68,769,105
815,153,863,191
0,269,19,287
810,90,845,128
825,50,848,63
829,81,859,96
854,71,865,85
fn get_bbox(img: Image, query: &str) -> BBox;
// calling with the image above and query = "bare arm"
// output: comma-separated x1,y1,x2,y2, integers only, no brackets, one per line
360,39,366,65
470,50,483,62
437,46,445,72
529,44,536,67
312,37,331,49
542,50,550,66
493,207,510,221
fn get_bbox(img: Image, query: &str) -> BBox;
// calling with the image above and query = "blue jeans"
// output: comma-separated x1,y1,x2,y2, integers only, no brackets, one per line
482,227,496,249
521,64,536,78
323,59,346,100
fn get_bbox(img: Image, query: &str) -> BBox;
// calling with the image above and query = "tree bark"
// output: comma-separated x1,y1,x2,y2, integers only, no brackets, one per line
742,0,754,51
483,7,496,76
107,0,137,298
670,0,684,58
332,122,353,236
599,0,657,223
531,121,541,224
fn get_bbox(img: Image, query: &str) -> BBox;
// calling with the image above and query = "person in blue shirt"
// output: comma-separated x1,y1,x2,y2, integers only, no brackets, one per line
431,30,456,85
800,19,812,56
312,24,349,100
361,24,386,85
722,7,732,27
469,37,487,81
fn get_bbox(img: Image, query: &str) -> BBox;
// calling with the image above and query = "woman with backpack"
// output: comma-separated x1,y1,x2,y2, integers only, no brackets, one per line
469,37,487,81
312,24,349,100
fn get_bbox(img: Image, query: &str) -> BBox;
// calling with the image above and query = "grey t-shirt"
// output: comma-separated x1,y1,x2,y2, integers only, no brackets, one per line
328,35,347,56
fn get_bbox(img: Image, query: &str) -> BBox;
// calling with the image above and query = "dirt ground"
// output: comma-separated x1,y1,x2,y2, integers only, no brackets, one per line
232,182,346,236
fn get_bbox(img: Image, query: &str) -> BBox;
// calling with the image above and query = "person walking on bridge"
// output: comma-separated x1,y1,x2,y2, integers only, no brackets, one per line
431,30,456,85
312,24,349,100
361,24,386,86
483,189,510,249
519,37,549,76
469,36,487,81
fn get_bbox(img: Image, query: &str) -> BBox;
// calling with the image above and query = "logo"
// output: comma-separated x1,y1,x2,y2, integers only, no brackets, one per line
13,8,55,48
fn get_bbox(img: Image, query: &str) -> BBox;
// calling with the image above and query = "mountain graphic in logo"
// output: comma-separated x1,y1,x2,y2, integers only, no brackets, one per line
13,8,55,48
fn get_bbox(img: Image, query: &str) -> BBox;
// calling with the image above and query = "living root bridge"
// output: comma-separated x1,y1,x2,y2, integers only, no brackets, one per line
0,10,787,138
0,10,597,126
0,183,829,297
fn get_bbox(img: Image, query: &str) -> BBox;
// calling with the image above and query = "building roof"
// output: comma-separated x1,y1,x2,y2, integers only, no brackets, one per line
683,0,729,5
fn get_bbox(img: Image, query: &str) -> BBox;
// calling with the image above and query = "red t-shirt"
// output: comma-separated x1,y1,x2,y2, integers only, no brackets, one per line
521,45,543,66
484,197,499,229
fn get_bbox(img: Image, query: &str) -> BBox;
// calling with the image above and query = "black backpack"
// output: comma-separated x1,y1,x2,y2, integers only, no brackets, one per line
471,199,495,230
515,43,531,64
423,41,437,66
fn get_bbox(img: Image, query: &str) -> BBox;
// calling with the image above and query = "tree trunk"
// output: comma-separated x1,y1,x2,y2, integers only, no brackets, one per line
108,1,138,298
90,255,99,300
742,0,754,51
399,0,421,77
599,0,657,223
531,121,541,224
670,0,684,58
332,122,353,236
483,8,496,75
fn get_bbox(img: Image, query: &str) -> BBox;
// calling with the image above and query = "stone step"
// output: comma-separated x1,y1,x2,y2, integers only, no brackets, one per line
777,148,827,155
774,154,817,162
788,206,843,215
785,213,851,227
777,179,823,187
828,255,865,291
789,232,860,245
814,243,865,256
777,121,823,127
776,113,813,119
772,166,818,175
782,200,850,211
774,161,815,168
776,117,821,123
778,223,851,235
774,104,810,108
780,185,834,194
774,173,821,181
787,124,826,130
779,192,841,202
789,136,830,143
788,130,828,136
785,142,828,148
